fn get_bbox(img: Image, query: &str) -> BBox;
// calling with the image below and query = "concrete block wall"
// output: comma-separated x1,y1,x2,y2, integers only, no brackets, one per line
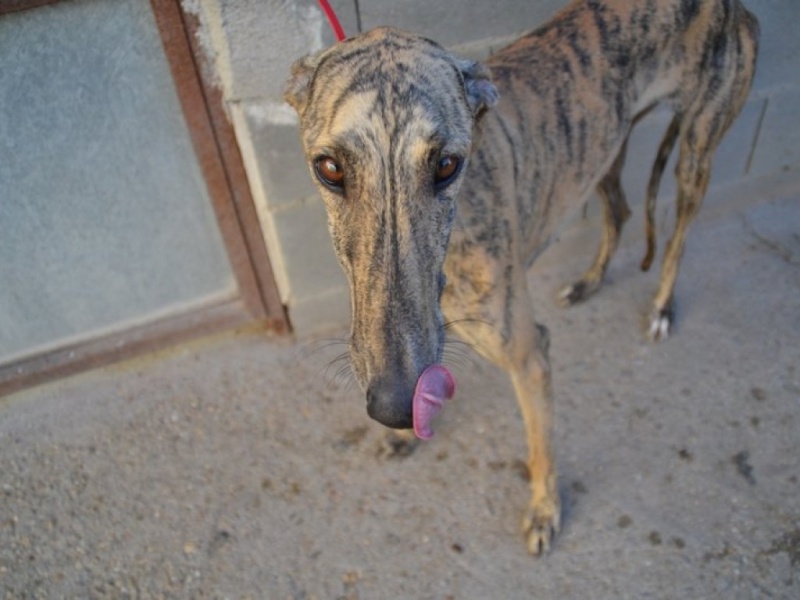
186,0,800,335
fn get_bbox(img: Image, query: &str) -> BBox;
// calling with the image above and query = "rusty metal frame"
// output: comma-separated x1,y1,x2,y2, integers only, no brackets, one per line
150,0,288,330
0,0,60,16
0,0,290,396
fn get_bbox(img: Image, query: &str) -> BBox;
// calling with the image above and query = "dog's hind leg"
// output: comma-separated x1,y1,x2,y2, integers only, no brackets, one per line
649,70,755,337
641,115,681,272
558,140,631,306
648,101,741,340
647,129,711,340
648,6,758,340
444,251,560,554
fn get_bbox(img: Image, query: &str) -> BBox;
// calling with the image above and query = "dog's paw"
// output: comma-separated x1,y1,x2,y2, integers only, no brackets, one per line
647,304,674,342
522,498,561,555
557,280,591,307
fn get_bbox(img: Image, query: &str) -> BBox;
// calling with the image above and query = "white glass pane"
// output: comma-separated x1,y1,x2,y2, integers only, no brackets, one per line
0,0,237,365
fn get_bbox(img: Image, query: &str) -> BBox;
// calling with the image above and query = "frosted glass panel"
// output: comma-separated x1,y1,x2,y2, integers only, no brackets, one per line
0,0,237,366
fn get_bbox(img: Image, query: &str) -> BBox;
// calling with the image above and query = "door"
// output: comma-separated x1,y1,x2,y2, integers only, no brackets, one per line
0,0,288,394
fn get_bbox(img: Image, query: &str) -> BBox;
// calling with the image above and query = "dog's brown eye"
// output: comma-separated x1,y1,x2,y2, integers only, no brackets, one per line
434,155,462,190
314,156,345,191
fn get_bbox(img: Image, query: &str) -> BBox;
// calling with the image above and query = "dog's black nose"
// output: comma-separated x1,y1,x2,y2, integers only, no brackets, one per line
366,380,413,429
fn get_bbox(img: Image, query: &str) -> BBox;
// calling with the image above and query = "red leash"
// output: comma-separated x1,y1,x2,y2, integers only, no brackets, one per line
318,0,347,41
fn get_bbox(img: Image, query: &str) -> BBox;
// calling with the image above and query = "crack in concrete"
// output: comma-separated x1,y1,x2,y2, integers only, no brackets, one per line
741,214,800,266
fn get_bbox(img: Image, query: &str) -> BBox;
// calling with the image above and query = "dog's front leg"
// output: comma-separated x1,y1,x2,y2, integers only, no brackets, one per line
510,322,560,554
444,252,560,554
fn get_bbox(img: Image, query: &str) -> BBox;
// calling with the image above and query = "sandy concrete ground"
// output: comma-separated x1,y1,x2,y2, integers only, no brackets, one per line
1,182,799,599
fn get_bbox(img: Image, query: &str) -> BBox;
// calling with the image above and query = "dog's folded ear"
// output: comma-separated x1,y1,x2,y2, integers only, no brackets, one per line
283,52,322,115
456,58,499,119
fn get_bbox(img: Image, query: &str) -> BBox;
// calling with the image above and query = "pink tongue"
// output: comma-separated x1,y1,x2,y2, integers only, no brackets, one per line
412,364,456,440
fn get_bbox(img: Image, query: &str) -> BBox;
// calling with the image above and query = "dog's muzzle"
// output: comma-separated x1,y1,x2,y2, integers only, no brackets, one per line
366,365,456,438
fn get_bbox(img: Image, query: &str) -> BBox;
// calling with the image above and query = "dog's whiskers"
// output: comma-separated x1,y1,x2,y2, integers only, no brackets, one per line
296,337,349,361
442,338,481,372
321,351,348,378
298,336,356,388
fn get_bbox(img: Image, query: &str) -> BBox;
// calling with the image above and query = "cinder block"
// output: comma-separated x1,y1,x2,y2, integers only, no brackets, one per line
289,286,350,335
326,0,360,38
269,198,346,302
450,34,519,61
709,98,764,188
198,0,359,101
746,0,800,94
234,99,317,210
748,88,800,179
358,0,563,48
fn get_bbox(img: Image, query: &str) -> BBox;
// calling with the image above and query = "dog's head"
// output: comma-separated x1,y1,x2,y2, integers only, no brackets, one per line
285,27,497,429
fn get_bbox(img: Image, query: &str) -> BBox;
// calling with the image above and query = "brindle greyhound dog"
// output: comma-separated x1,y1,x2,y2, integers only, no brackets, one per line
284,0,758,553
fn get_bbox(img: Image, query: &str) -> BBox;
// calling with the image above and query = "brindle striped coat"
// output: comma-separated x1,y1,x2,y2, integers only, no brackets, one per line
285,0,759,554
